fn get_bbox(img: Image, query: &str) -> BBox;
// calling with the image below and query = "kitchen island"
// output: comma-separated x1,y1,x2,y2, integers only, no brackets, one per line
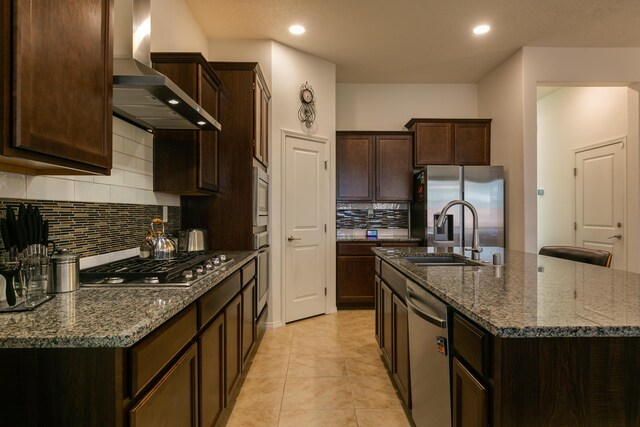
0,251,260,427
373,246,640,427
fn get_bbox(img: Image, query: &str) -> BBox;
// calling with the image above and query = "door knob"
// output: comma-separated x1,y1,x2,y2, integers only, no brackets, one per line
608,234,622,240
288,236,301,242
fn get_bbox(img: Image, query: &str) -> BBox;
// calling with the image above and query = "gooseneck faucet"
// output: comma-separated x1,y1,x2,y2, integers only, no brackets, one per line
436,200,483,260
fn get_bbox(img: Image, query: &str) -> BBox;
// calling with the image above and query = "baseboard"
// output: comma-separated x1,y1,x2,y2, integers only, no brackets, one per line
267,320,284,329
327,306,338,314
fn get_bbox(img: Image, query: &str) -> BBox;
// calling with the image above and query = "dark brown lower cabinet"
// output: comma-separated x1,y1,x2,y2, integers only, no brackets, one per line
376,262,411,407
337,242,418,308
129,343,199,427
225,293,242,402
337,255,376,307
452,357,487,427
392,294,410,407
199,314,225,427
380,281,393,367
242,279,256,367
374,276,381,345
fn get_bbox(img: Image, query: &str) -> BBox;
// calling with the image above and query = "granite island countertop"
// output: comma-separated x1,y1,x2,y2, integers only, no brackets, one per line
0,251,255,348
337,235,421,243
372,246,640,338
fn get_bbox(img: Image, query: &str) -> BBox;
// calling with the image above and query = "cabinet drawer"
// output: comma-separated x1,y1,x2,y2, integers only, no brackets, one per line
380,260,406,300
453,313,488,378
131,304,197,398
375,257,381,274
338,243,377,256
199,270,242,328
242,259,256,287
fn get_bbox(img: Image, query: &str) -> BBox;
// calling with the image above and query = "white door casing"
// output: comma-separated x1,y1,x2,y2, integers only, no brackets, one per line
574,139,626,270
283,130,328,323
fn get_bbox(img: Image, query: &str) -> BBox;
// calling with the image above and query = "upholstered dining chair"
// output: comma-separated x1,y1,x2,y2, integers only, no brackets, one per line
538,245,612,268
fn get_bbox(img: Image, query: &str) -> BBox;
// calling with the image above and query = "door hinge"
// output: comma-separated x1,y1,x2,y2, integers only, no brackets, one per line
573,168,577,176
574,222,577,230
324,160,328,170
324,287,327,296
324,224,327,233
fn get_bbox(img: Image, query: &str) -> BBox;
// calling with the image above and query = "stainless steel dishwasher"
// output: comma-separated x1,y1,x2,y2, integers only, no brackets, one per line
406,279,451,427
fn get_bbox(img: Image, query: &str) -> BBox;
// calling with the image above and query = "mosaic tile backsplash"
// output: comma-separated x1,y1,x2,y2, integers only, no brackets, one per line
0,199,180,258
336,208,408,229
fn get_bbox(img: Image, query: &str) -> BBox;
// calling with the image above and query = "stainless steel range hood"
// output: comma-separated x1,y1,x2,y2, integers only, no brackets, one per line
113,0,221,132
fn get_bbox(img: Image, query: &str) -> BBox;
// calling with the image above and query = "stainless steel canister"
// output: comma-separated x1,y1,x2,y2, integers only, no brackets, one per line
48,248,80,293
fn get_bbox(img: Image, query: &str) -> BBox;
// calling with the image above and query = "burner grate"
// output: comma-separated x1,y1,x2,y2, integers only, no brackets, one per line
80,253,214,283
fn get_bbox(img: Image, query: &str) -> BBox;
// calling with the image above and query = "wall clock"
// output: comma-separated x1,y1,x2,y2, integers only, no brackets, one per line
298,82,316,130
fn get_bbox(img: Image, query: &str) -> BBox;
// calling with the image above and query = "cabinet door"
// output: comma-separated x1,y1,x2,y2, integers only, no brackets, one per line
375,135,413,201
198,72,220,191
253,76,264,164
454,122,491,165
414,123,454,166
392,294,411,407
225,293,242,402
200,314,224,427
452,357,488,427
241,279,256,367
336,255,376,308
129,343,198,427
260,90,269,167
375,276,381,346
380,281,393,367
336,134,374,200
6,0,112,172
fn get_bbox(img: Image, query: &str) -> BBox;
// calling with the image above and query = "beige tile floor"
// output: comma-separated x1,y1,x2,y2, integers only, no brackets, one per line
219,310,412,427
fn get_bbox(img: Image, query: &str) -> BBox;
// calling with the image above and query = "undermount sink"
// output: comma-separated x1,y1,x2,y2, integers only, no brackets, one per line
404,255,485,266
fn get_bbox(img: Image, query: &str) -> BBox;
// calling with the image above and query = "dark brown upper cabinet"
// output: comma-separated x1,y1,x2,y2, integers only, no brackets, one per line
336,131,413,202
0,0,113,175
151,53,223,195
405,119,491,166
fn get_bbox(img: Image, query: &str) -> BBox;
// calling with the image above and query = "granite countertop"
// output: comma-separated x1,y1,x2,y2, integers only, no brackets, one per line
337,235,421,243
372,246,640,338
0,251,255,349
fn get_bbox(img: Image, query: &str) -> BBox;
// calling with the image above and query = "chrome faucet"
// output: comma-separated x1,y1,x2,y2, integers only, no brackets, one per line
435,200,483,260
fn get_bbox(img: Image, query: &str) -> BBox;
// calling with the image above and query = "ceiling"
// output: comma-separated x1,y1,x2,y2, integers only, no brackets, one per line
185,0,640,84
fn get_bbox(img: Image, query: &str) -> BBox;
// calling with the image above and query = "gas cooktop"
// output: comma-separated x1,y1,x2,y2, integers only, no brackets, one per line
80,252,233,287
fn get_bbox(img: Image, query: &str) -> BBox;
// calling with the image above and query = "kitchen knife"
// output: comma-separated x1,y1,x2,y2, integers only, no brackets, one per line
0,218,11,250
34,207,41,244
14,218,26,252
5,206,16,249
42,220,49,246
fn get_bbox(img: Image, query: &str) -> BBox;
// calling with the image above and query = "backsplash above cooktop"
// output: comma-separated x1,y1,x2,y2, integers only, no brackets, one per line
0,199,180,258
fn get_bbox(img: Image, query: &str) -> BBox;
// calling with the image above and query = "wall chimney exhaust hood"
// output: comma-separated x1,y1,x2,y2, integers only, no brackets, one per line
112,0,221,132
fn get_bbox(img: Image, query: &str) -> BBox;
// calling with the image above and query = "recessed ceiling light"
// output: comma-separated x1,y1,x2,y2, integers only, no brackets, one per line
197,121,206,126
473,24,491,35
168,99,179,105
289,25,305,35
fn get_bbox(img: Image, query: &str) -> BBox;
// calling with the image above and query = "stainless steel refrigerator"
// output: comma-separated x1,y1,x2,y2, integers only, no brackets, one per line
410,165,505,248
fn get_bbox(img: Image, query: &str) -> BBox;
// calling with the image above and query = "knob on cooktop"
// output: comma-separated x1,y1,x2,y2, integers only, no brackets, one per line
182,270,194,280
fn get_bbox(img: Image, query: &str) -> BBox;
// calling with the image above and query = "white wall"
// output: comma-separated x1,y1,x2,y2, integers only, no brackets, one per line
336,83,478,130
150,0,209,54
209,39,273,89
479,47,640,255
521,47,640,254
478,50,525,250
537,87,629,251
269,42,337,326
0,118,179,206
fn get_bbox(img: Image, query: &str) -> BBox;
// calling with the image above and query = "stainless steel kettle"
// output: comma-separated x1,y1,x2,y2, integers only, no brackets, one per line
150,219,177,260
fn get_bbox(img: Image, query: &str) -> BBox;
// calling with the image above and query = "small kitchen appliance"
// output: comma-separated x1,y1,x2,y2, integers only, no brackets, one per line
49,248,80,293
178,229,207,252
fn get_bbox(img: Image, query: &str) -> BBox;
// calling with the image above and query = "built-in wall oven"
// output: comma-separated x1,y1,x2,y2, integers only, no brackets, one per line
253,162,269,316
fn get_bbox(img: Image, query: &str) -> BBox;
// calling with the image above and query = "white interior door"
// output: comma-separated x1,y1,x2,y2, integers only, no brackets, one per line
284,131,328,323
575,140,626,270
